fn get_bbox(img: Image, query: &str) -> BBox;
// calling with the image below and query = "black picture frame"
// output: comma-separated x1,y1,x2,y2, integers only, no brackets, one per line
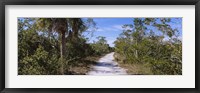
0,0,199,93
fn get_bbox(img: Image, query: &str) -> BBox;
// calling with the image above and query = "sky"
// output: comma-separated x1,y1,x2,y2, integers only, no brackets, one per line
83,18,182,47
19,18,182,47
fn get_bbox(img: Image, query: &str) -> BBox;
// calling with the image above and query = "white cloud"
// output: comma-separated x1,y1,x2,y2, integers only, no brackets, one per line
106,37,117,47
162,35,182,42
96,25,123,32
112,25,123,30
178,36,182,41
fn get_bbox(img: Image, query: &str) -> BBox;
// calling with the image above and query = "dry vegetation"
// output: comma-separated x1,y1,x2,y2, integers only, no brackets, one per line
67,55,104,75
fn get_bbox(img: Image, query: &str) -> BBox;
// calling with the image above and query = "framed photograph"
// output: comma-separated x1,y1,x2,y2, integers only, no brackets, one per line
0,0,199,93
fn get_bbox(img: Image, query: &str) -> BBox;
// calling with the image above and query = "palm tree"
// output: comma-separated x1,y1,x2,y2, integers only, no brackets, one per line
36,18,95,74
36,18,68,74
69,18,86,40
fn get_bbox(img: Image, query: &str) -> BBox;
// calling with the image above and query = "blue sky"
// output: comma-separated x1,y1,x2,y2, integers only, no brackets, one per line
83,18,182,47
19,18,182,47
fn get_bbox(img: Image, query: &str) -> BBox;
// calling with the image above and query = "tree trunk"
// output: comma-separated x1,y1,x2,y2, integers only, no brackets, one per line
72,19,79,39
60,31,66,75
59,20,68,75
135,40,138,58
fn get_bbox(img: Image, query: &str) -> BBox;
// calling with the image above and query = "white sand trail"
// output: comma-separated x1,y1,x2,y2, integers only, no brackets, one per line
87,52,127,75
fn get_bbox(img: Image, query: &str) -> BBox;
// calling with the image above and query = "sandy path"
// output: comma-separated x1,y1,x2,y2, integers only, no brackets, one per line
87,52,127,75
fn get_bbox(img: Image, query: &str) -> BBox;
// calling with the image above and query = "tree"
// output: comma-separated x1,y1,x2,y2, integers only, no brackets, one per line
90,36,111,55
114,18,182,75
36,18,68,74
69,18,86,40
18,18,98,75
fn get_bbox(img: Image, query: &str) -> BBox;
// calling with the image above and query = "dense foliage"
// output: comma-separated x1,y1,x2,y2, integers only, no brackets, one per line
90,36,113,55
18,18,112,75
18,18,182,75
114,18,182,75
